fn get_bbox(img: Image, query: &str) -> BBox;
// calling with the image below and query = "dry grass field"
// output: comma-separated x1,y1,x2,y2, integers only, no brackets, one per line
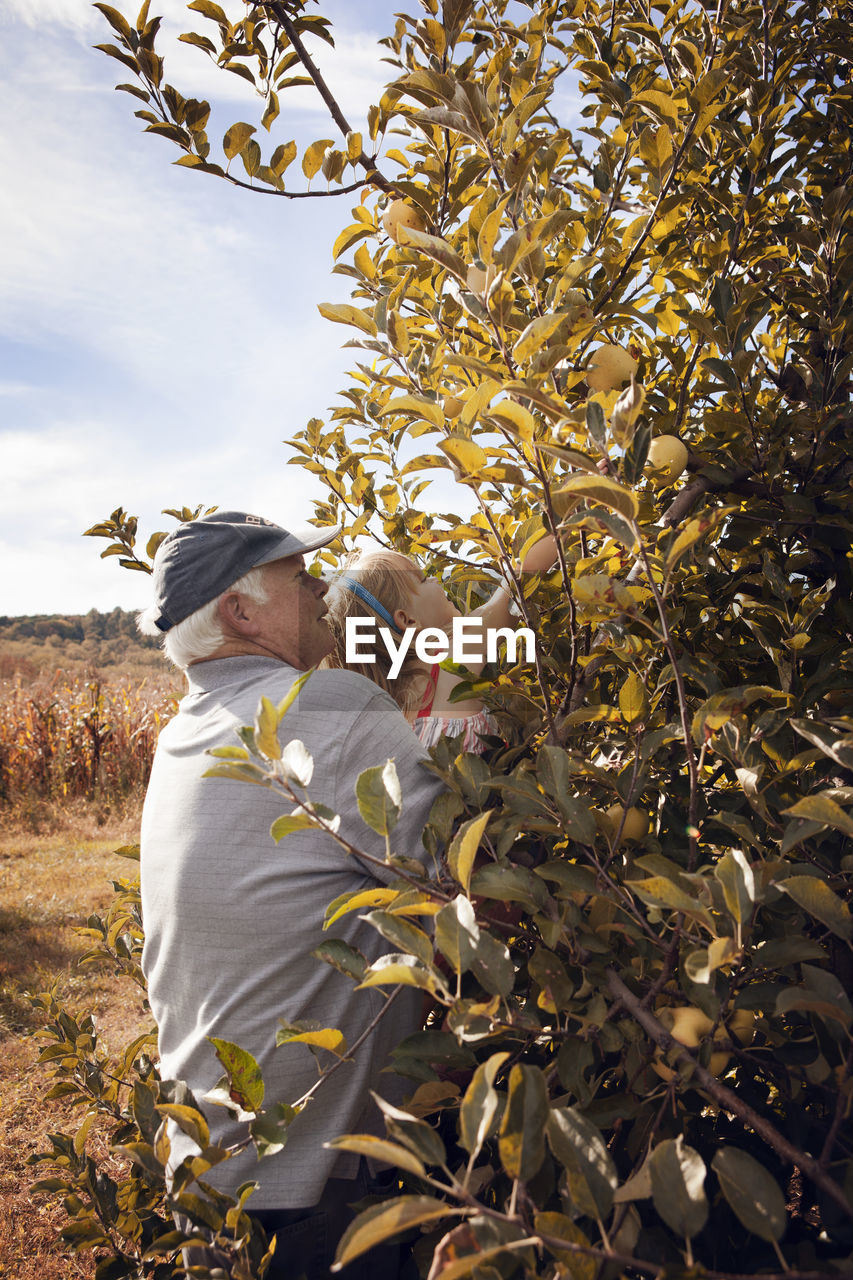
0,813,153,1279
0,655,178,1278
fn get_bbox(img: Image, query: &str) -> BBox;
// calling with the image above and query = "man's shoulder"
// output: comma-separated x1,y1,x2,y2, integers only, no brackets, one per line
299,667,400,716
241,663,402,721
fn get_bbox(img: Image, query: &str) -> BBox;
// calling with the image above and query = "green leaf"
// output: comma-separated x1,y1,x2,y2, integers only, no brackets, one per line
447,810,492,894
498,1064,548,1182
782,793,853,839
270,812,315,842
434,894,479,973
318,301,378,337
363,909,433,967
536,746,598,843
712,1147,787,1242
529,946,574,1012
311,938,367,982
459,1052,509,1158
714,848,755,926
372,1094,447,1166
547,1107,618,1219
356,759,401,835
648,1136,708,1239
470,927,514,996
334,1197,456,1268
250,1102,296,1159
777,876,852,940
208,1038,264,1114
627,876,713,926
470,863,548,913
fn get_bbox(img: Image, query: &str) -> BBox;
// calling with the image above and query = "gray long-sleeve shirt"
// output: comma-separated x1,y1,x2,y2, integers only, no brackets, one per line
140,655,444,1208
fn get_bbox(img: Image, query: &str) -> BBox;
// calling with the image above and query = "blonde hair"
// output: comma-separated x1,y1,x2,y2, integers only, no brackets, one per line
324,550,431,718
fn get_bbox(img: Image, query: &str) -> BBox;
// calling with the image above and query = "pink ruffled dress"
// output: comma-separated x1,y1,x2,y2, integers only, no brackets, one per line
412,665,498,755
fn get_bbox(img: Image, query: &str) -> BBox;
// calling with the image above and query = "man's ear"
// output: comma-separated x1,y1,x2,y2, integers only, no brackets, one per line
217,591,262,637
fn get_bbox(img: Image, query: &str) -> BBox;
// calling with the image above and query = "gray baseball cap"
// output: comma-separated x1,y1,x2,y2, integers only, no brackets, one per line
150,510,340,632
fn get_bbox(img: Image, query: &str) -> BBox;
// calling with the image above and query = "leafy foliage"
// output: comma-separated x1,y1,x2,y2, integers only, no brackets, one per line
34,0,853,1275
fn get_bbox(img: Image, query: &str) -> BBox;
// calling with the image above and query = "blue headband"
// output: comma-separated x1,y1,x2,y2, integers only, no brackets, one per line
338,575,404,634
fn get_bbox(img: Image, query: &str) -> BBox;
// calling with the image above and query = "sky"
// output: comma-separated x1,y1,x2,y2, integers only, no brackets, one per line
0,0,422,616
1,0,578,618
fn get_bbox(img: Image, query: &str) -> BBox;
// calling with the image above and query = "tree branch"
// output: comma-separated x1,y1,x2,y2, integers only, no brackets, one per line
607,970,853,1220
267,2,394,193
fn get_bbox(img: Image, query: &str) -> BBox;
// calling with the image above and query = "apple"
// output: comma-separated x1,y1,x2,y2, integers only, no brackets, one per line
645,434,688,487
381,199,426,244
466,262,497,294
652,1006,732,1080
599,804,650,845
728,1008,756,1045
586,342,639,393
443,393,466,419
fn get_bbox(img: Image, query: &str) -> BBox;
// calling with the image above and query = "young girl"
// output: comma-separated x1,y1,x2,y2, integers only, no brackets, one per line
324,535,557,753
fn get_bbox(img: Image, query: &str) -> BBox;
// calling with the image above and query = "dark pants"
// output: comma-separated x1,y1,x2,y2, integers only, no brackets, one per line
180,1161,404,1280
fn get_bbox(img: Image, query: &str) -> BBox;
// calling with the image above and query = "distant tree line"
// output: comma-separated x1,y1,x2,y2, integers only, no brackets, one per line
0,609,158,647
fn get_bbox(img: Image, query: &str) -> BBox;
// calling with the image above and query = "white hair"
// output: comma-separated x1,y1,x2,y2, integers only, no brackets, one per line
138,567,270,670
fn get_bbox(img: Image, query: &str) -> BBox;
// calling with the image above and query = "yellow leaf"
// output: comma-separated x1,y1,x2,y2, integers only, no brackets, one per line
513,313,568,361
332,223,372,260
317,302,377,336
302,137,334,179
277,1027,347,1055
632,89,680,128
489,399,537,441
556,475,639,522
324,887,400,929
448,811,492,895
619,672,649,725
378,395,443,427
460,378,501,426
438,436,488,475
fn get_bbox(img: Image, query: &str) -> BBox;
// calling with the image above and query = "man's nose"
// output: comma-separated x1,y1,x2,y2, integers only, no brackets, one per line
314,576,329,597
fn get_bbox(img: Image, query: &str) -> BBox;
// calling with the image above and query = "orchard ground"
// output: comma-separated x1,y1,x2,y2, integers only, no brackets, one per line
0,808,150,1278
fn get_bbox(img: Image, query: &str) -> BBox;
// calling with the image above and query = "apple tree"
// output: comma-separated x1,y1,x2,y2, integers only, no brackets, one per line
31,2,853,1277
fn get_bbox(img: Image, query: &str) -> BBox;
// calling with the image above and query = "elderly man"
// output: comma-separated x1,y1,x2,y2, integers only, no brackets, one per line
138,511,444,1278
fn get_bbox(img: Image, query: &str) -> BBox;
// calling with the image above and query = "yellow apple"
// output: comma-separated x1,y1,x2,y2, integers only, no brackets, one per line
599,804,650,844
586,342,639,392
652,1006,732,1080
381,199,425,244
645,434,688,487
728,1008,756,1045
466,262,497,294
443,393,466,419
